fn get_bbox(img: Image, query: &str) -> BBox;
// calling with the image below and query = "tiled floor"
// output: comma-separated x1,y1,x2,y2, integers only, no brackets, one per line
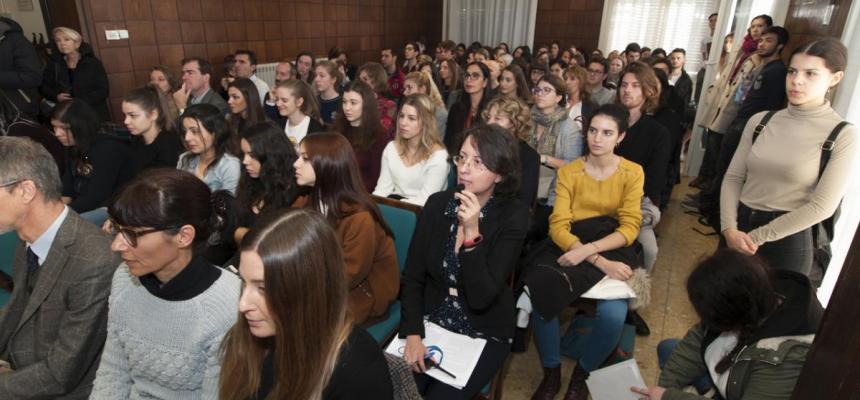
500,178,719,399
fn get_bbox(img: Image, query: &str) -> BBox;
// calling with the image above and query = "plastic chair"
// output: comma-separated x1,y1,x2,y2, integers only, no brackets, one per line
366,196,421,344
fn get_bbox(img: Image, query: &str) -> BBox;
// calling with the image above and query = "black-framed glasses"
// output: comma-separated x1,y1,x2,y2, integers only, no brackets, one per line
531,86,555,96
464,72,484,81
108,220,170,247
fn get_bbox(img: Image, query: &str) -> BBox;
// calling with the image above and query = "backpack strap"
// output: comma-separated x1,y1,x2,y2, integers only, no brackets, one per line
818,121,851,180
751,110,778,144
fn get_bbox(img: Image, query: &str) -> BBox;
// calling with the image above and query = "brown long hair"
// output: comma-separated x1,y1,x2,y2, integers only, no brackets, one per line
618,61,660,113
227,77,266,134
332,80,384,151
276,79,323,124
219,209,353,400
395,94,444,163
300,132,393,237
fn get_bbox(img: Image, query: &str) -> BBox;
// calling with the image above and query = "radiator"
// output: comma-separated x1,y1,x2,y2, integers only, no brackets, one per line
256,62,278,88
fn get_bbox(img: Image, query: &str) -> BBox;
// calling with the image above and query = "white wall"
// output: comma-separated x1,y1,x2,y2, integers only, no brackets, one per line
0,0,47,39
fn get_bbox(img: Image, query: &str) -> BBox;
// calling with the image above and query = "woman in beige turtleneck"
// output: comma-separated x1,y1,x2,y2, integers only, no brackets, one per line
721,39,857,275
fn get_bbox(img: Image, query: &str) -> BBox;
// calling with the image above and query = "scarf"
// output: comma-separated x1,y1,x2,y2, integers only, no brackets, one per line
529,105,569,156
730,33,759,82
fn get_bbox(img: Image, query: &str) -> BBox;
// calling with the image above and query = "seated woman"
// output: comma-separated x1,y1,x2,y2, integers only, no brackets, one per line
122,86,185,174
439,58,463,110
445,62,491,155
332,81,389,192
91,168,240,398
227,77,267,136
149,66,181,126
498,64,534,105
357,62,396,136
219,209,394,399
524,104,645,400
403,71,448,137
373,94,449,206
51,100,131,218
482,96,540,208
314,60,343,125
274,79,324,149
292,132,399,325
178,104,241,195
633,249,823,400
400,124,529,399
234,122,301,245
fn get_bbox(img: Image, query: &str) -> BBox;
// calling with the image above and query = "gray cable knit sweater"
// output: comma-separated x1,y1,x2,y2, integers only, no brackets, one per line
89,264,240,399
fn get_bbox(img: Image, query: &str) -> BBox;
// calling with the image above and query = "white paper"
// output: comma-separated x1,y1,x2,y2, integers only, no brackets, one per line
585,358,647,400
385,321,486,389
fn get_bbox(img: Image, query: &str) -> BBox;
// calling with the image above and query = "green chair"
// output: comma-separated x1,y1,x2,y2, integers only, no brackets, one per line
0,231,19,308
366,197,420,344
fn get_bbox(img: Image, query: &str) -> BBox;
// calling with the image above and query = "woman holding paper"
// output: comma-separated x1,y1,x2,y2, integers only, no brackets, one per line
400,124,529,399
219,209,394,400
524,103,646,400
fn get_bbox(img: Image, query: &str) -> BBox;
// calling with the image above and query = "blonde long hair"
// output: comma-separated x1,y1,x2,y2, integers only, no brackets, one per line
219,209,353,400
395,94,444,164
405,71,445,108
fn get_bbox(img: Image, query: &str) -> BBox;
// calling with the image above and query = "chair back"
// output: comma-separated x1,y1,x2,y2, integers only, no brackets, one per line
373,196,420,271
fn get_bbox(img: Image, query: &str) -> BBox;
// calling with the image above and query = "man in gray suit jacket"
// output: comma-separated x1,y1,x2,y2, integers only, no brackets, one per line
0,137,119,399
172,57,229,116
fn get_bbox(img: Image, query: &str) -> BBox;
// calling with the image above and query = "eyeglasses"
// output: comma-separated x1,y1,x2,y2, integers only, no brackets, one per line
587,69,605,75
464,72,484,81
108,220,171,247
451,155,487,173
0,179,22,188
531,86,556,96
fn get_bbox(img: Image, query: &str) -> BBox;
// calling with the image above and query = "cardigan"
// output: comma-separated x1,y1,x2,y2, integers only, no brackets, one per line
400,190,529,340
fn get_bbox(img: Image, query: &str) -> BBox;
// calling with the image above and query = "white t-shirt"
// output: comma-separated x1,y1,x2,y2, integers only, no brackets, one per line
372,142,450,205
249,74,271,103
285,115,311,149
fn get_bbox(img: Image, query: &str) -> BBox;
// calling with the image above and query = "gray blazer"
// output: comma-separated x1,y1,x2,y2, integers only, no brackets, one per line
189,89,229,115
0,211,119,399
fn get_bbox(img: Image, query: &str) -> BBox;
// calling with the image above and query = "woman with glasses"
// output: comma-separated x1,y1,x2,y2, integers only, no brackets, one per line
529,74,584,236
91,168,240,399
400,124,528,399
444,62,491,155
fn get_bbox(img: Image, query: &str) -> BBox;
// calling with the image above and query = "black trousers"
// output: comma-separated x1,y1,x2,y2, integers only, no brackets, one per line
414,339,511,399
737,203,814,276
701,118,748,207
697,129,724,182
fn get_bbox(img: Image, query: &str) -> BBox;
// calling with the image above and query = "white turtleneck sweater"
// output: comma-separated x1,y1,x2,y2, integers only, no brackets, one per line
721,102,858,245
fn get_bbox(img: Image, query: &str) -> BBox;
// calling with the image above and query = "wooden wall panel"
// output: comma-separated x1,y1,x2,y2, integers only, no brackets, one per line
533,0,604,54
76,0,444,121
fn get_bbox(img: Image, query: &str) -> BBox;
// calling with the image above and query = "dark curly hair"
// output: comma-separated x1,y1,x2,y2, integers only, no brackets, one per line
237,122,301,214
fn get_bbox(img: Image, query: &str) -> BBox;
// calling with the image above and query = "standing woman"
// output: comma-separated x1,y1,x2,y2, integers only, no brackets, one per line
234,122,301,245
178,104,242,195
526,104,645,400
122,86,185,174
274,79,324,148
529,74,583,208
400,124,529,399
357,62,397,135
91,168,241,399
292,132,399,325
439,58,463,110
499,64,534,105
373,94,449,206
40,27,110,121
403,71,448,137
444,61,491,155
332,80,389,192
219,209,393,400
52,99,132,217
483,96,540,208
314,60,344,125
227,78,266,136
721,39,857,275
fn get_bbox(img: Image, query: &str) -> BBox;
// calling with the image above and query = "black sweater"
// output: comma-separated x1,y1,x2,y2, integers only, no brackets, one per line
616,115,671,206
519,140,540,208
40,42,110,121
400,190,529,340
255,327,393,400
62,134,132,213
127,130,185,177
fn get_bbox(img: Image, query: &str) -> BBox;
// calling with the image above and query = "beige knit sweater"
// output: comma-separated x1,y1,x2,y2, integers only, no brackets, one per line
721,102,858,245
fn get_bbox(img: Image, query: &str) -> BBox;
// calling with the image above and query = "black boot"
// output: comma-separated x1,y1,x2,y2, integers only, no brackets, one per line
627,310,651,336
530,366,561,400
563,363,590,400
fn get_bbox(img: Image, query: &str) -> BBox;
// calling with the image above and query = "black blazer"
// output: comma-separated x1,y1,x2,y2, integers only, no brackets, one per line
400,190,529,340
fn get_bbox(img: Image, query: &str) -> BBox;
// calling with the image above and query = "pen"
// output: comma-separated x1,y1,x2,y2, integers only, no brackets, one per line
425,356,457,380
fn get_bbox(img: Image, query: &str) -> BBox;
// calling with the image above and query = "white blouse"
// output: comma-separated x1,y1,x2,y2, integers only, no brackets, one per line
373,142,450,206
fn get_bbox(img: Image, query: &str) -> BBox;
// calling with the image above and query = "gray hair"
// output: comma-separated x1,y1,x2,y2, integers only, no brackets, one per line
0,137,62,200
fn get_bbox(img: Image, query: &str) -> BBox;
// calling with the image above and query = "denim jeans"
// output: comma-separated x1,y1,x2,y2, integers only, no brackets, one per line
737,203,814,275
532,299,628,371
658,339,721,398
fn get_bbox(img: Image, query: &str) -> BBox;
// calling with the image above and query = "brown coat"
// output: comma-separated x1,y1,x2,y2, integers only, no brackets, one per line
293,196,399,325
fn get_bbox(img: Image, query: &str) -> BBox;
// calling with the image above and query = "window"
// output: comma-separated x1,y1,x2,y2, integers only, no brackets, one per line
599,0,719,73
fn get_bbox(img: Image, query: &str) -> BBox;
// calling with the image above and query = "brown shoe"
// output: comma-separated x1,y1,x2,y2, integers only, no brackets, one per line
563,363,590,400
531,366,561,400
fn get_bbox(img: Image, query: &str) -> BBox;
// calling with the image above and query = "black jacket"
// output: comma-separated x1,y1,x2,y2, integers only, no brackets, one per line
444,92,487,155
519,140,540,208
616,115,671,206
62,133,132,213
672,69,693,127
0,18,42,117
40,42,110,121
400,190,529,340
